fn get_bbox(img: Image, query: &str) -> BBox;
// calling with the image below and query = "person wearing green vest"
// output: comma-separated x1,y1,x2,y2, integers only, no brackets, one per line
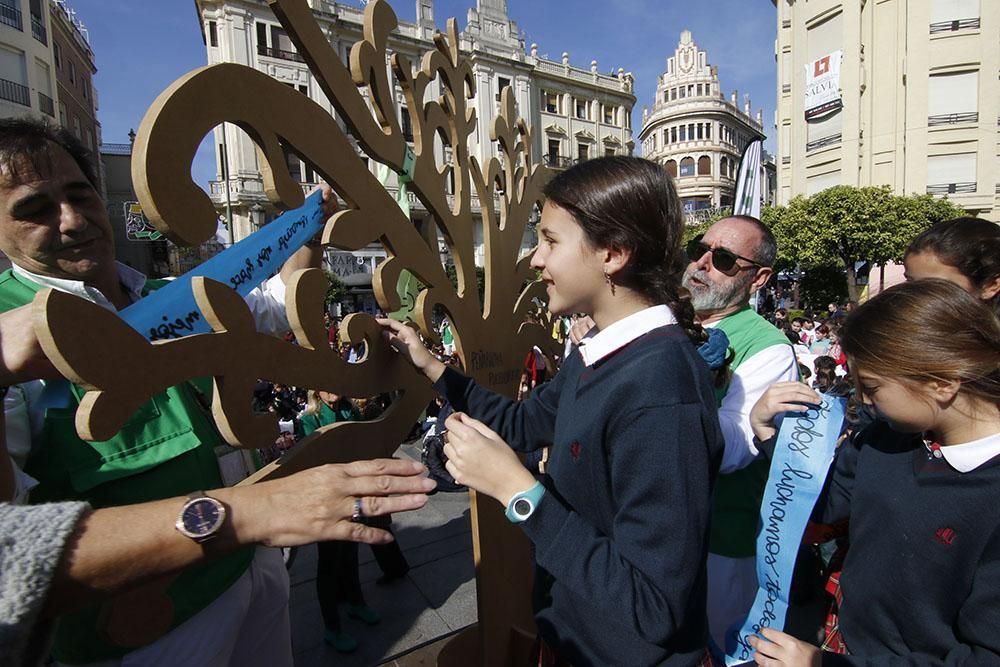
682,216,798,651
0,118,330,665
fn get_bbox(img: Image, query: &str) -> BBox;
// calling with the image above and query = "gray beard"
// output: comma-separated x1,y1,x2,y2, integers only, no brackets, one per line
682,267,753,313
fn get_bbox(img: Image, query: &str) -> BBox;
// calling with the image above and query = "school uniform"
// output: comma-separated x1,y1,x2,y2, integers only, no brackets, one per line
435,306,724,665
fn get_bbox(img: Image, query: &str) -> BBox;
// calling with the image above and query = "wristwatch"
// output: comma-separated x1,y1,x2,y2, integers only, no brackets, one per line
504,481,546,524
175,492,227,543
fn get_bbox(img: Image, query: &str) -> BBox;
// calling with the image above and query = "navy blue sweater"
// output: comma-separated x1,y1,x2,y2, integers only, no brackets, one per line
435,324,724,666
820,422,1000,665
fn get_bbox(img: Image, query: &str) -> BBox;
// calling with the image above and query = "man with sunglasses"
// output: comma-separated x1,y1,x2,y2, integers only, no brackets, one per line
682,216,798,652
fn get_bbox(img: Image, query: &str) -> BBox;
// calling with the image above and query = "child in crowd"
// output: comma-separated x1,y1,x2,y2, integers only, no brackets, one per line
904,216,1000,316
809,324,831,355
381,157,724,665
747,279,1000,664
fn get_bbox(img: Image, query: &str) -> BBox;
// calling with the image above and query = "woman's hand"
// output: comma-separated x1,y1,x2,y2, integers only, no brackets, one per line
233,458,436,547
749,629,821,667
442,412,536,506
378,318,446,382
749,381,821,441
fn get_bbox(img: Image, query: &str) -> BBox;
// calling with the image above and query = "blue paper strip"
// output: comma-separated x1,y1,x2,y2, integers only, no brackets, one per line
724,393,846,665
121,190,326,341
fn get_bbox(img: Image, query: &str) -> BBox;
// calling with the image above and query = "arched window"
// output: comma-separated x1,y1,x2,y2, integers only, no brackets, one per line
665,159,678,178
697,155,711,175
720,156,728,178
679,157,695,177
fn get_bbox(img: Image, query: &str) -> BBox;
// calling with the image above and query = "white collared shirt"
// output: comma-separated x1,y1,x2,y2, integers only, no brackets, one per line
577,305,677,367
13,262,148,311
935,431,1000,473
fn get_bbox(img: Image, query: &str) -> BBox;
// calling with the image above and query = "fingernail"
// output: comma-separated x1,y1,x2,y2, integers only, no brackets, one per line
422,478,437,490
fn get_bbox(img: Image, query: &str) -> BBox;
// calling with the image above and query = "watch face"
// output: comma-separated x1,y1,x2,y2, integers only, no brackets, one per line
513,497,533,518
182,499,224,536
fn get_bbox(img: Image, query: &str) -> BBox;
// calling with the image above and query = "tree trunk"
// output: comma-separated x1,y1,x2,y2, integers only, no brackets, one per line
845,264,859,302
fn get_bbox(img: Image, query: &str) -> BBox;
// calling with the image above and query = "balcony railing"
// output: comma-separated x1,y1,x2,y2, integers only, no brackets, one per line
928,112,978,126
929,17,980,34
0,78,29,106
805,133,841,152
257,43,304,63
30,15,45,44
926,182,976,195
37,91,53,116
545,155,574,169
0,3,22,30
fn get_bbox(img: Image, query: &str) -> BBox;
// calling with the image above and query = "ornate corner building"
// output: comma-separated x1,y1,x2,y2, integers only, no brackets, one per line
773,0,998,218
195,0,636,237
638,31,772,220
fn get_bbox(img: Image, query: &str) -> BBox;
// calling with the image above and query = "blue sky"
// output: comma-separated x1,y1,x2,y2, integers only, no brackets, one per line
74,0,776,190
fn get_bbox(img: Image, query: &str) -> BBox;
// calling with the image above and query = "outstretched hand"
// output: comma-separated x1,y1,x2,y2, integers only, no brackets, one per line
378,318,445,382
243,458,436,546
1,304,59,385
749,381,821,442
749,628,822,667
442,412,536,506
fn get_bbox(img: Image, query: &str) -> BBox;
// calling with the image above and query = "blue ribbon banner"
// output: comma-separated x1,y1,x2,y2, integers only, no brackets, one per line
121,190,326,341
725,393,847,665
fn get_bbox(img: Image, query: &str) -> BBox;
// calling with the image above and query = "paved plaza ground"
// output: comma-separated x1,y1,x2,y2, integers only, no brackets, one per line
288,443,477,666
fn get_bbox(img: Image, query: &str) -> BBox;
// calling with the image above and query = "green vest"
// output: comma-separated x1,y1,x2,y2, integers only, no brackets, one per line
0,269,254,663
709,306,794,558
296,398,360,438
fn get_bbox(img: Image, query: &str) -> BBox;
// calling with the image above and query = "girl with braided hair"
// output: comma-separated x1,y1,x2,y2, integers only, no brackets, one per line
382,156,724,665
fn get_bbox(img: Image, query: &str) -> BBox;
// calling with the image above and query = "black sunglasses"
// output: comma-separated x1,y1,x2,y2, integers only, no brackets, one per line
685,235,763,273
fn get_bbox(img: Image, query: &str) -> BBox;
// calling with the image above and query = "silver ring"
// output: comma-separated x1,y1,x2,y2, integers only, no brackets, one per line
350,497,364,523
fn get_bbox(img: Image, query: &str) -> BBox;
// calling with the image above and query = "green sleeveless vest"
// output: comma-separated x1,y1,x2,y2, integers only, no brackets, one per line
709,306,794,558
0,269,254,663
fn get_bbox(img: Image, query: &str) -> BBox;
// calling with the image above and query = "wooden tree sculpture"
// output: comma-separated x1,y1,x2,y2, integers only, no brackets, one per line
32,0,559,664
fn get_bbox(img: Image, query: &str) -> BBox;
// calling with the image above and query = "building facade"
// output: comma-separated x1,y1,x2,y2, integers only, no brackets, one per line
774,0,999,218
196,0,636,239
0,0,57,122
49,0,99,174
639,31,767,219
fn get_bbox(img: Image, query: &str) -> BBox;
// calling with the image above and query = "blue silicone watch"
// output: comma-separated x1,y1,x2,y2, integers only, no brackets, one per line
504,481,546,523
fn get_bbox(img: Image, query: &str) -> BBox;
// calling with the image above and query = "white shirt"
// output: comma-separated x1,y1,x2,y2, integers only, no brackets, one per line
705,320,799,473
577,305,677,367
4,262,293,501
935,431,1000,473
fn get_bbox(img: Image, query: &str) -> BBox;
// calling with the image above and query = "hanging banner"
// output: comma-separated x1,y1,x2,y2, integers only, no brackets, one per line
804,50,843,120
121,190,326,341
733,139,763,219
725,393,847,665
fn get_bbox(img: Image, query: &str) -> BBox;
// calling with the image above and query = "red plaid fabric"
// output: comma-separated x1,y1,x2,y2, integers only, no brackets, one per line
819,546,849,654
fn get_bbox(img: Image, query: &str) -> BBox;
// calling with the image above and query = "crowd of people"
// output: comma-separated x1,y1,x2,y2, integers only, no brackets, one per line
0,116,998,667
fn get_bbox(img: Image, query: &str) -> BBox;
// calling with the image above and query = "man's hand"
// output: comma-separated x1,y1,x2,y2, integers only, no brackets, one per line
239,458,436,547
2,304,59,385
442,412,535,506
749,628,822,667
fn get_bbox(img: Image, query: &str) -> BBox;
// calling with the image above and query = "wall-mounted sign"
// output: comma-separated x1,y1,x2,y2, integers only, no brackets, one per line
804,50,842,120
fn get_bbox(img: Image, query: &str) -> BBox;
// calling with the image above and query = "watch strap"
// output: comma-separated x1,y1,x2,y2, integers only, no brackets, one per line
504,481,546,524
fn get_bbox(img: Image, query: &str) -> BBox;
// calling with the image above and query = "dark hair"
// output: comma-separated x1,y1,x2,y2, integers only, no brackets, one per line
724,215,777,267
816,324,830,335
0,117,98,187
813,355,837,372
905,217,1000,315
841,279,1000,405
543,156,706,345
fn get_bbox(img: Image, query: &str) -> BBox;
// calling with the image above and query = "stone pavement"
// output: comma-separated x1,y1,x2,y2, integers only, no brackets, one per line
288,443,477,666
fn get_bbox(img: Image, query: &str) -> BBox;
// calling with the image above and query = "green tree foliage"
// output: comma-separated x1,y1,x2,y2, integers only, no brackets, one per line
762,186,966,301
323,269,348,312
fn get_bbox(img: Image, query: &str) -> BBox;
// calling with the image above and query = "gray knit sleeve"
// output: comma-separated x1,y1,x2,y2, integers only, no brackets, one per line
0,501,90,667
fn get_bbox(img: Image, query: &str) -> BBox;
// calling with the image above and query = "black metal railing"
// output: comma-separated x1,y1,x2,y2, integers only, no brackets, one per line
37,91,53,116
926,182,976,195
0,78,29,106
928,112,978,126
0,3,22,30
545,155,574,169
30,15,44,44
805,133,841,152
929,17,979,34
257,43,304,63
